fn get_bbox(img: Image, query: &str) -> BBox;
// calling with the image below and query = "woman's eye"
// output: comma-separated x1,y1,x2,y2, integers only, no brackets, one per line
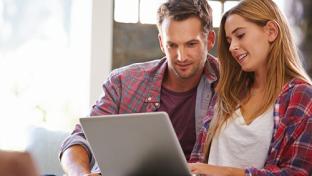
237,33,245,39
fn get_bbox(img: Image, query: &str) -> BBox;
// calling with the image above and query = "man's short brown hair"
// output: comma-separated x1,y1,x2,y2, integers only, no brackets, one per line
157,0,213,33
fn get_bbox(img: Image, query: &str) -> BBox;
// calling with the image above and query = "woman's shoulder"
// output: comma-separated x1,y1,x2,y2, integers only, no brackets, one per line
276,78,312,119
279,78,312,99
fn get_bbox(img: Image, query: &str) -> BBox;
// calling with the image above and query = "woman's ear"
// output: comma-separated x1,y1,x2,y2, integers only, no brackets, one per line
265,21,279,43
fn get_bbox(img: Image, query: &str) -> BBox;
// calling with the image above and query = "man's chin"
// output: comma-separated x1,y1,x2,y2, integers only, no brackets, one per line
173,68,198,80
176,73,195,80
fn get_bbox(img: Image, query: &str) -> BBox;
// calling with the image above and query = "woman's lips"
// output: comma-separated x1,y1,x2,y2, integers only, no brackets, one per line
237,53,247,64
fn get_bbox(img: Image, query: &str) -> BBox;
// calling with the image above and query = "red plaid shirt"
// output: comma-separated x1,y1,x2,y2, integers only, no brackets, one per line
190,78,312,175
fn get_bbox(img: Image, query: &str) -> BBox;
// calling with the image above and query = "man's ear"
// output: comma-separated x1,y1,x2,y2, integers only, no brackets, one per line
265,21,279,43
207,30,216,51
158,33,165,53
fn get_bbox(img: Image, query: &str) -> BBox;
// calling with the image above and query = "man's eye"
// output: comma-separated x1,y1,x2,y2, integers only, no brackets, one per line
168,44,177,48
187,42,197,47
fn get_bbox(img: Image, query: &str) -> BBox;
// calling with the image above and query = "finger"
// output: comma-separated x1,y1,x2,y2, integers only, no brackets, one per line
191,170,201,174
188,163,197,168
83,174,101,176
188,163,200,170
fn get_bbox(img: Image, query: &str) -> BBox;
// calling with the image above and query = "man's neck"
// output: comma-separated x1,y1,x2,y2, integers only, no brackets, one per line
162,70,203,92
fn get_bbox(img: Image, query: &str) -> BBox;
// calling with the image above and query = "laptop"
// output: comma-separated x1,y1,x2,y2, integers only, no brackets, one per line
80,112,193,176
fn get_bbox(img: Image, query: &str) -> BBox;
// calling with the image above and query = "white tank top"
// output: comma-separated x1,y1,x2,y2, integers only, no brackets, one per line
208,106,274,168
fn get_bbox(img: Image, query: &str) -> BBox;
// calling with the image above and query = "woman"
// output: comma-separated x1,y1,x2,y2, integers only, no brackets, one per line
189,0,312,175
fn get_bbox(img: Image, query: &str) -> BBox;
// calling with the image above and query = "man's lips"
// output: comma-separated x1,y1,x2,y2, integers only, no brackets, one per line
176,63,192,70
176,63,192,67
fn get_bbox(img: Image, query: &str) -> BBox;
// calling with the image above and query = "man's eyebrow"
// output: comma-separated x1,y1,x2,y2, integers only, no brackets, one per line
166,39,199,44
187,39,199,43
166,41,174,44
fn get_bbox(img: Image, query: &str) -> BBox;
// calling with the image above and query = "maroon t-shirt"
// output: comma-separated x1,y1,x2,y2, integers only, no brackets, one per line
157,86,197,160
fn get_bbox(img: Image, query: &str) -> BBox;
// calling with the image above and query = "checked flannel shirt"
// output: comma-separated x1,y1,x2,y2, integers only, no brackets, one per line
190,78,312,176
59,55,219,170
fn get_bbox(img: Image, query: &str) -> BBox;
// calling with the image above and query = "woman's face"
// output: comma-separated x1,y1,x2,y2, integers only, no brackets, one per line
224,14,272,74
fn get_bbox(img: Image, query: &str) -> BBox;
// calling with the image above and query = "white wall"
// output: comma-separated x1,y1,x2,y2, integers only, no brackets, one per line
90,0,113,106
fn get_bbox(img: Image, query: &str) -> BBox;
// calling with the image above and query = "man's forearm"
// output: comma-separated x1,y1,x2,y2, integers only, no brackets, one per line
61,145,92,176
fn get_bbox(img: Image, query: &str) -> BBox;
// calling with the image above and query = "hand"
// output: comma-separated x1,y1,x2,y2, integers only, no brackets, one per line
188,162,245,176
189,162,214,175
82,173,101,176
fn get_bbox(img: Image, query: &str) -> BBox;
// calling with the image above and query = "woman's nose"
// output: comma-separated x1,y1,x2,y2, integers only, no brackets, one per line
229,40,239,52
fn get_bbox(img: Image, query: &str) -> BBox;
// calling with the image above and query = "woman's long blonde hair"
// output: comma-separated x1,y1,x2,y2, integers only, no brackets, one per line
204,0,311,161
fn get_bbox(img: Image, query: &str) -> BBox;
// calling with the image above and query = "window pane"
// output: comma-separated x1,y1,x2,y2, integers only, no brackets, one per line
114,0,139,23
224,1,240,13
0,0,91,150
140,0,166,24
209,1,222,27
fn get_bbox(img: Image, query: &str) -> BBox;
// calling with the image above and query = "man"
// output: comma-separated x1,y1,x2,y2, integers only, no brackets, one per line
60,0,218,175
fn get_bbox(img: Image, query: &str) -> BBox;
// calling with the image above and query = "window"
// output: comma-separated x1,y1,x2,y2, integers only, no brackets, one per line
140,0,167,24
0,0,91,150
114,0,139,23
114,0,285,27
114,0,240,27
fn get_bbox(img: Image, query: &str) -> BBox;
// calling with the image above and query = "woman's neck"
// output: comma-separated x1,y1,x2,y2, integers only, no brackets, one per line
253,69,267,90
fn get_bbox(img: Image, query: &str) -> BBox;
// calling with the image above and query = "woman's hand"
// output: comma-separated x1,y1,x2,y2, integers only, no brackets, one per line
82,173,101,176
189,162,217,175
188,162,245,176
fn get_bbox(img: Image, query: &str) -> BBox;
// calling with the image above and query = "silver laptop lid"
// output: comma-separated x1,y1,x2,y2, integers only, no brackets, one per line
80,112,192,176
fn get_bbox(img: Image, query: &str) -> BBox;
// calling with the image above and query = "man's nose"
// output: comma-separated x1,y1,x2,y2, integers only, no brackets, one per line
177,47,187,62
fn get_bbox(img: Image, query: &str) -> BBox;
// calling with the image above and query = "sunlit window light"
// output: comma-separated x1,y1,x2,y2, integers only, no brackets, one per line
114,0,139,23
224,1,240,13
113,0,286,28
209,1,222,28
140,0,166,24
0,0,91,150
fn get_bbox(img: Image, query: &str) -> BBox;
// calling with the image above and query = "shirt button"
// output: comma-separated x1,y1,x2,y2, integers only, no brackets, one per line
147,97,152,101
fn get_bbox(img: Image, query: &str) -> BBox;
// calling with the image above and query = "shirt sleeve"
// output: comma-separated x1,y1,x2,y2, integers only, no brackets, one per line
90,70,122,116
245,83,312,176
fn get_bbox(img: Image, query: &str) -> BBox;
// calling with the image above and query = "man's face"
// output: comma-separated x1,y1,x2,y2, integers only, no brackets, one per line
158,16,213,81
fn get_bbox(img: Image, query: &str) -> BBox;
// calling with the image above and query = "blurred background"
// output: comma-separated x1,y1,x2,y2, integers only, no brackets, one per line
0,0,311,174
